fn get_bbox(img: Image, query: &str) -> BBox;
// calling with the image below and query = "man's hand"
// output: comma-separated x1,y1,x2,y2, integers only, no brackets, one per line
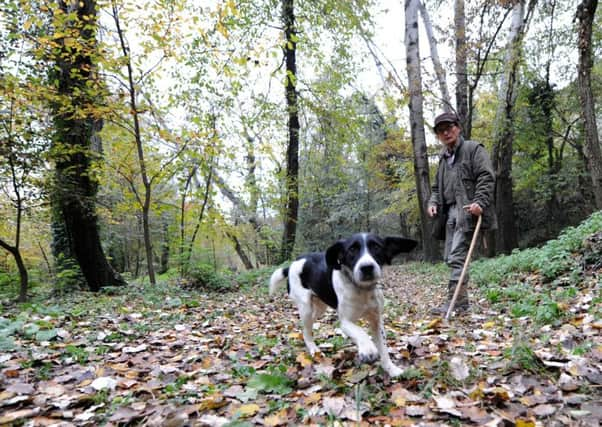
427,205,437,217
464,203,482,216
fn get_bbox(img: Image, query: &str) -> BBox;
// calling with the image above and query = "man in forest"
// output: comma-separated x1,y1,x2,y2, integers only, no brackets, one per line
427,112,497,315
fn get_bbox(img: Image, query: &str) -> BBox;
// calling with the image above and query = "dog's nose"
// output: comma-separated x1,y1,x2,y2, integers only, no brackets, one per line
360,264,375,279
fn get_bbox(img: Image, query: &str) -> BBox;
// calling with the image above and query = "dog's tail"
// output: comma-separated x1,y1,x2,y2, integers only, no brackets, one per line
269,266,289,296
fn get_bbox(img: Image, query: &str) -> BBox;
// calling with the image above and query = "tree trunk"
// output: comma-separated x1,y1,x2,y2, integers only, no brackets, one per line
467,6,512,139
454,0,469,129
576,0,602,210
112,1,156,284
491,0,534,254
405,0,439,262
226,230,254,270
280,0,300,262
179,166,196,273
157,216,169,275
418,1,452,113
51,0,125,291
0,239,28,302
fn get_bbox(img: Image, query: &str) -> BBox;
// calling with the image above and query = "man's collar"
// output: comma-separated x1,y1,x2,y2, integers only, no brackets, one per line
440,136,464,157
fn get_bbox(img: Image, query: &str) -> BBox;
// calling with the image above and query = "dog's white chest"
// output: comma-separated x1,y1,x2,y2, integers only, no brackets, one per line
332,270,382,319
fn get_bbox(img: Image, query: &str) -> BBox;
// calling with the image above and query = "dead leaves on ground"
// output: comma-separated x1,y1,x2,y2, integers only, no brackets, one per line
0,265,601,426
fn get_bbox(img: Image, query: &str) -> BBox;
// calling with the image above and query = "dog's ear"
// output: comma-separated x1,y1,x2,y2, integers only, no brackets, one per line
384,237,418,260
325,240,345,270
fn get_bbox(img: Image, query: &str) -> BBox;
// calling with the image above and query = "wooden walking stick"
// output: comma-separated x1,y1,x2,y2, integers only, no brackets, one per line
445,212,483,320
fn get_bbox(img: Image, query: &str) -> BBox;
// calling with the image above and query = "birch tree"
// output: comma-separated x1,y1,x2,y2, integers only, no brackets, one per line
491,0,536,254
405,0,438,261
418,1,452,113
576,0,602,210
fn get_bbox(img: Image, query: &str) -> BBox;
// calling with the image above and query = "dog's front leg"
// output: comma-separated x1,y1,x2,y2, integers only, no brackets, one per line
296,301,322,356
339,318,379,364
367,312,403,377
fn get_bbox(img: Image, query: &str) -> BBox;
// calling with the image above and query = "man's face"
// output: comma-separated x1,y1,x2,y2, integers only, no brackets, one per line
435,122,461,148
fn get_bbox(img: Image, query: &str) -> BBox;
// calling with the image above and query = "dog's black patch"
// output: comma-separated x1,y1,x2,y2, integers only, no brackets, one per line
298,252,338,308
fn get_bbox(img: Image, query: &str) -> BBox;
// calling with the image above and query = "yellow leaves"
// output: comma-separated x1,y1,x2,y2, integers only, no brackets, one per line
198,394,228,411
304,392,322,405
214,0,238,39
426,318,442,329
263,408,288,426
296,352,313,367
233,403,260,418
482,320,496,329
288,331,302,340
515,418,536,427
390,385,422,408
216,21,228,39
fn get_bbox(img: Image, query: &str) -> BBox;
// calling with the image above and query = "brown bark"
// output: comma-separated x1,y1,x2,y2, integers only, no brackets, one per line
491,0,536,254
405,0,439,262
454,0,468,130
576,0,602,210
280,0,300,262
51,0,126,291
0,239,28,302
111,0,156,284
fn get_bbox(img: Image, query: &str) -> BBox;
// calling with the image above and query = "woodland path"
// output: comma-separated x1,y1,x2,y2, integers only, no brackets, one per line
0,263,600,426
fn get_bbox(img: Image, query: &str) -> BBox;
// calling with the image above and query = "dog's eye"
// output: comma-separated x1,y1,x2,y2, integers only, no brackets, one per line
348,244,359,256
369,242,383,254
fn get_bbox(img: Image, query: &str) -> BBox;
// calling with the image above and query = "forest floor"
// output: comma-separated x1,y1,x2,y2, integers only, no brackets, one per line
0,260,600,426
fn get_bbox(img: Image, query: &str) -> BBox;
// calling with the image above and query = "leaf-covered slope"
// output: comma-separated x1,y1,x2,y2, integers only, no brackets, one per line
0,223,600,425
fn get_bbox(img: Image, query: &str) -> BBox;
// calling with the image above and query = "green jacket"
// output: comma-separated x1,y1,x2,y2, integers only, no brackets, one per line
428,137,498,235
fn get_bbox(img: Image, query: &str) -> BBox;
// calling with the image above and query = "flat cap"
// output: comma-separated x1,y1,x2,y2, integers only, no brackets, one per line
434,112,460,128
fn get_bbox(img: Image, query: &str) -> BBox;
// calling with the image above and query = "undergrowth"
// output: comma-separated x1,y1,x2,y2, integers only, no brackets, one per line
472,210,602,286
472,211,602,325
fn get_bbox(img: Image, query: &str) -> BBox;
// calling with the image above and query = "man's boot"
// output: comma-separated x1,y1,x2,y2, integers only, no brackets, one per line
429,280,456,315
454,281,470,313
430,280,469,315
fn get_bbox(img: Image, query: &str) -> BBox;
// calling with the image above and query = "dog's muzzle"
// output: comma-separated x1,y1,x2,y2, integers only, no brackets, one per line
352,263,382,290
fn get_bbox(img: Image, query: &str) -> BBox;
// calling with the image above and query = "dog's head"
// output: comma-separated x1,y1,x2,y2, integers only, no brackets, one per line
325,233,417,288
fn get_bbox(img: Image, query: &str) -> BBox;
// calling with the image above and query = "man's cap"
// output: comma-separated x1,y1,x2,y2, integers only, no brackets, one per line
434,112,460,128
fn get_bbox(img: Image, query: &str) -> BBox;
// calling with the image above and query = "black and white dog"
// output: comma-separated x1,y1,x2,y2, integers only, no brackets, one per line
269,233,417,377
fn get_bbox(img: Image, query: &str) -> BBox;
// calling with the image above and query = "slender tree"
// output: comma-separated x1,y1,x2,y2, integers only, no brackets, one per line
491,0,536,254
405,0,439,261
280,0,300,262
50,0,125,291
0,126,31,301
454,0,468,129
576,0,602,210
418,1,452,113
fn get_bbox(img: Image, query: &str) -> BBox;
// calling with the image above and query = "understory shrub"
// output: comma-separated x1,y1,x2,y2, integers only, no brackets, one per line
472,210,602,287
185,263,232,291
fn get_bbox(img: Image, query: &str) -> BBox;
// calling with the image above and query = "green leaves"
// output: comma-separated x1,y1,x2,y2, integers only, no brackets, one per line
247,372,293,395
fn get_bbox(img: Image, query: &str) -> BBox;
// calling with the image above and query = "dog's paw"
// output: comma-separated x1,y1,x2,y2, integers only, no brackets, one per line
307,344,320,357
358,346,379,364
384,365,404,378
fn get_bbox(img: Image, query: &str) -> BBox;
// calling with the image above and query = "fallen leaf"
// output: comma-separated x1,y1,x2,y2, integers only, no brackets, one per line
0,408,40,424
234,403,260,417
450,356,470,381
6,382,35,395
296,352,313,367
515,418,536,427
90,376,117,391
322,396,346,417
406,405,427,417
263,408,289,426
122,344,148,353
532,404,557,417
